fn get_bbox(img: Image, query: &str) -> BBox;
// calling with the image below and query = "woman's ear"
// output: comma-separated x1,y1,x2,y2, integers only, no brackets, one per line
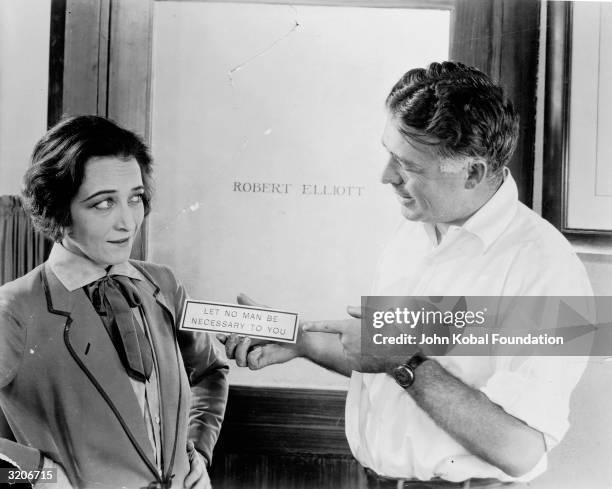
60,225,72,240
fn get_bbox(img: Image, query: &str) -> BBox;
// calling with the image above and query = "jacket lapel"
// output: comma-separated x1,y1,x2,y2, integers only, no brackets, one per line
42,264,160,479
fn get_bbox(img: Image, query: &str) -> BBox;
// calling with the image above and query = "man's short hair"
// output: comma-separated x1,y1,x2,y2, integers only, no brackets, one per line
22,115,153,241
386,61,519,177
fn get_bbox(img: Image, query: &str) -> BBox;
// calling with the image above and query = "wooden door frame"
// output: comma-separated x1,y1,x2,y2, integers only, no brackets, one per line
49,0,540,261
47,0,541,465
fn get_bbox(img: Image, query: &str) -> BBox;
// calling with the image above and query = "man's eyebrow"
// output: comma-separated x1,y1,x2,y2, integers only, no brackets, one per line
391,152,421,168
382,140,424,169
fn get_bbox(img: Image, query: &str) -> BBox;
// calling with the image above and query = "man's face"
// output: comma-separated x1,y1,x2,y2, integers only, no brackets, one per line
381,116,471,225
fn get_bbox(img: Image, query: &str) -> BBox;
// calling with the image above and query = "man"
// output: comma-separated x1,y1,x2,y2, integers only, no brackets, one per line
223,62,593,487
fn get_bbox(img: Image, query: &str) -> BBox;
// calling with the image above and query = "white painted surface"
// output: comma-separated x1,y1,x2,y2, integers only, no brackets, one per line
150,2,449,388
0,0,50,196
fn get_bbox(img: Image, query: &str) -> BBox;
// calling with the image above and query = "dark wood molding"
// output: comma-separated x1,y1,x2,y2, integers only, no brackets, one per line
48,0,66,128
542,1,571,233
50,0,543,256
214,386,351,456
48,0,110,124
106,0,154,261
48,0,151,260
451,0,540,208
61,0,105,118
106,0,154,141
542,3,612,241
209,452,365,489
155,0,455,9
97,0,112,118
209,386,360,488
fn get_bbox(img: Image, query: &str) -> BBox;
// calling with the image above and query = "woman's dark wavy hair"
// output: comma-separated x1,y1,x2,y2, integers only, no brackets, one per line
22,115,153,241
386,61,519,178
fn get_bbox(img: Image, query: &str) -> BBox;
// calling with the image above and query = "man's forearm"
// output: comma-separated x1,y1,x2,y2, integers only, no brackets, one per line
406,358,545,477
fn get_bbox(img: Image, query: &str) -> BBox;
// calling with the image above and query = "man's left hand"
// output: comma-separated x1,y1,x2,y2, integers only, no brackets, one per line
184,442,211,489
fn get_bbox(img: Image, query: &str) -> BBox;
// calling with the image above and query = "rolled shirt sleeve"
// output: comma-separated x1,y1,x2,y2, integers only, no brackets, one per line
480,355,588,450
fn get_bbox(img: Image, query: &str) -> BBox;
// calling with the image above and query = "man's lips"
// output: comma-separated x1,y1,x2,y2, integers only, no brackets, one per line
394,190,414,203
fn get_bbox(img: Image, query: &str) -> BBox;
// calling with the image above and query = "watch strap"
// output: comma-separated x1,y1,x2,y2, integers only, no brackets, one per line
406,351,427,371
392,352,428,388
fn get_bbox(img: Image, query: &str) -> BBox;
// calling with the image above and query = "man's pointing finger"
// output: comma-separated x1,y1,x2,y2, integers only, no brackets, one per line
302,320,349,334
346,305,363,319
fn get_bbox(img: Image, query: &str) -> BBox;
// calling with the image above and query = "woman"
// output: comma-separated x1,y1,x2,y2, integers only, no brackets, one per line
0,116,228,489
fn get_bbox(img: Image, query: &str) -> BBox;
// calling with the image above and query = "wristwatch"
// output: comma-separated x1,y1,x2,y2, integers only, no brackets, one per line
392,352,428,388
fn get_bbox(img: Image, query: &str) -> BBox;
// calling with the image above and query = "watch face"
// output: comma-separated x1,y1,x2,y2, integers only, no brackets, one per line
393,365,415,388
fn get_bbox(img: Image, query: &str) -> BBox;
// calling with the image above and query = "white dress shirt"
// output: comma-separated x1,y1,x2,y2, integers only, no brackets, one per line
345,172,593,482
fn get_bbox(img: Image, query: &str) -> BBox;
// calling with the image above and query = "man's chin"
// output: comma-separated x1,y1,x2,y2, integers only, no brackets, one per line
400,206,425,222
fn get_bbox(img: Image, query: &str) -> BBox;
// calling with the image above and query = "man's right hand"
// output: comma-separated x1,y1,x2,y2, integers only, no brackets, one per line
216,294,301,370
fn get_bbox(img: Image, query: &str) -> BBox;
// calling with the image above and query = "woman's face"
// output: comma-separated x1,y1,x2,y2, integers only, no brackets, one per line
62,156,145,267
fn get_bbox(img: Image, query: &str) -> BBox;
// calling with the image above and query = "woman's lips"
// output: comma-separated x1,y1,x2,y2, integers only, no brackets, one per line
108,237,130,245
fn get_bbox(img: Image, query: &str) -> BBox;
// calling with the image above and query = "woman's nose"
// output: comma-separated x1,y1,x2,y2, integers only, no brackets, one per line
115,203,137,231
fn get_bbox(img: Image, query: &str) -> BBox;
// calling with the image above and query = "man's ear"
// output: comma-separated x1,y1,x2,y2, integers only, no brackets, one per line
465,159,488,189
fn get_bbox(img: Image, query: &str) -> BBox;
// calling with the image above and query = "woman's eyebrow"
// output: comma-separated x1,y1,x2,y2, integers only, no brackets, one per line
80,190,116,203
81,185,144,203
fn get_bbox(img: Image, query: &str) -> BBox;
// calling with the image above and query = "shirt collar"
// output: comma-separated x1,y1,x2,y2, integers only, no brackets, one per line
460,168,518,250
421,168,518,251
48,243,144,292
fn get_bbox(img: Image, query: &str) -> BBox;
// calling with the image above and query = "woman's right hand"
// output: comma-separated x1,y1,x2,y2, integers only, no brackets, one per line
216,294,301,370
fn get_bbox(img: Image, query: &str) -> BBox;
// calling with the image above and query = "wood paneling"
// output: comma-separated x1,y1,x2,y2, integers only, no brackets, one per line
50,0,152,260
542,1,571,233
451,0,540,207
48,0,66,127
156,0,453,8
542,3,612,240
61,0,104,117
209,386,361,489
210,453,365,489
106,0,154,140
214,386,350,455
106,0,154,261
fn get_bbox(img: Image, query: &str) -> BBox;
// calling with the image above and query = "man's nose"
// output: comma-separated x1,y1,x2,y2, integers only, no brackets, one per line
381,158,403,185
